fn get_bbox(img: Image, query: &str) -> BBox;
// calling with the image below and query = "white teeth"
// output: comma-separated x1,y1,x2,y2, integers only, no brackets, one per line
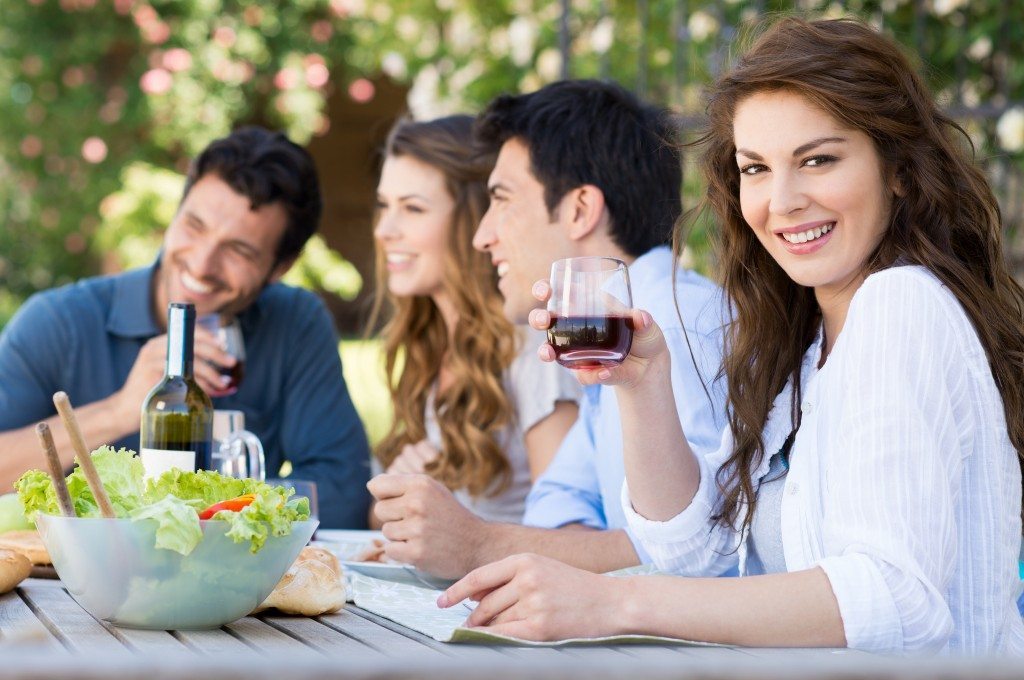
496,262,510,277
386,253,413,264
783,223,833,244
181,271,213,294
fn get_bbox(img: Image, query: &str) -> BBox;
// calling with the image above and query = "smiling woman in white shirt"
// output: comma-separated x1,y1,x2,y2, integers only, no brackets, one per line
438,17,1024,655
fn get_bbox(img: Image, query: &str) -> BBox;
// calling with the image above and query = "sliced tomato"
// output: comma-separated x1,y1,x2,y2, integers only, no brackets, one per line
198,493,256,520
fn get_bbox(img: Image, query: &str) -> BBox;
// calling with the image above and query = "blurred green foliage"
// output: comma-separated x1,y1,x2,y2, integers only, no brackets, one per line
1,0,1021,333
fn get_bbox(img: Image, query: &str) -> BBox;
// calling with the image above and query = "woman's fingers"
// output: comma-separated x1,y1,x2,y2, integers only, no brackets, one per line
464,582,520,627
528,308,553,331
531,280,552,303
438,557,518,609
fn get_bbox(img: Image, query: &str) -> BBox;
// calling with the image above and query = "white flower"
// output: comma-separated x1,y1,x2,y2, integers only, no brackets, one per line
448,13,478,56
449,60,485,96
407,65,442,120
996,107,1024,153
688,11,719,43
369,2,392,23
590,16,614,54
536,48,562,82
489,27,509,58
415,24,440,59
931,0,967,17
519,72,542,94
967,36,992,61
508,16,538,67
396,16,420,42
381,52,407,80
960,81,980,108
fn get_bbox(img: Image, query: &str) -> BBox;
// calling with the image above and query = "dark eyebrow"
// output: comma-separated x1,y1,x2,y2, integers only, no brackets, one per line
487,182,509,196
735,136,848,161
184,210,259,257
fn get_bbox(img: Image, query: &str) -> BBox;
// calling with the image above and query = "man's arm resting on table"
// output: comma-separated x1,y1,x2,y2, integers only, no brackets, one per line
0,393,137,492
472,522,639,574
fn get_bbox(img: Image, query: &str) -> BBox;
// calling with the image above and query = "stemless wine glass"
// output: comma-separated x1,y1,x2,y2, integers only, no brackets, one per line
197,315,246,395
546,256,634,369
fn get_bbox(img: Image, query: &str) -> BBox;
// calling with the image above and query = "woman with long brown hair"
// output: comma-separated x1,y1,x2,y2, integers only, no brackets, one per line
370,115,579,524
438,18,1024,653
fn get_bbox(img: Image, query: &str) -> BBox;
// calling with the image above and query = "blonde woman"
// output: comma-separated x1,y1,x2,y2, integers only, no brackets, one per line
369,116,580,525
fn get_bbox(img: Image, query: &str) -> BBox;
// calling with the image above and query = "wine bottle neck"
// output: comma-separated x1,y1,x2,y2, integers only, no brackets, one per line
165,303,195,379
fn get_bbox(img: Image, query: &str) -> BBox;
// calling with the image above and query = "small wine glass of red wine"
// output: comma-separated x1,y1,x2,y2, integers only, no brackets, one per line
546,257,633,369
197,315,246,396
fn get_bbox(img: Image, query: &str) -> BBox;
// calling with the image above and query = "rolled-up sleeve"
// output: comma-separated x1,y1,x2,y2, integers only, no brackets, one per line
622,426,739,577
523,403,606,529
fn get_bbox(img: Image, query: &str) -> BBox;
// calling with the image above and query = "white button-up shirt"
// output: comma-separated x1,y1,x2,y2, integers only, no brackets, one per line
623,266,1024,655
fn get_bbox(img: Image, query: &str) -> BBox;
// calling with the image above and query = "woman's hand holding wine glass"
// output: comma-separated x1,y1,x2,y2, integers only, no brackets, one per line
529,256,670,391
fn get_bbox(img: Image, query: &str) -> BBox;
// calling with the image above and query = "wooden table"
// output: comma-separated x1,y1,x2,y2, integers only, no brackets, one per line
2,578,1022,679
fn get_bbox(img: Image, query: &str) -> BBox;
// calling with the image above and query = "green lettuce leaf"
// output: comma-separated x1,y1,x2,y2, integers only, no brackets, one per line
16,446,309,555
129,495,204,556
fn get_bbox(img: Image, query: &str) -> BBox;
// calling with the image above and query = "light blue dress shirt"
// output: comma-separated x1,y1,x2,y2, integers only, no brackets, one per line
523,246,728,561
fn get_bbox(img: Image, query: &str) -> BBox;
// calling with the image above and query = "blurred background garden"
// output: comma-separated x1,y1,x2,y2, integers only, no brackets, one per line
1,0,1022,444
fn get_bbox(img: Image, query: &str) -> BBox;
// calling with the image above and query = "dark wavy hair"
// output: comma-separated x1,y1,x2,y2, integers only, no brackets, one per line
183,126,322,267
682,17,1024,533
369,115,517,497
475,79,682,257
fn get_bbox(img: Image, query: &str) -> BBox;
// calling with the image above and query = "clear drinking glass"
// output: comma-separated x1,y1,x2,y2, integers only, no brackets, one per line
265,478,319,525
210,409,265,480
197,315,246,396
546,256,634,369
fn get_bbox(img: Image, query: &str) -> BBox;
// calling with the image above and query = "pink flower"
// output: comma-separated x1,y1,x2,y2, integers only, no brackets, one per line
81,137,108,164
140,68,173,94
311,20,333,43
213,26,236,48
348,78,375,103
163,48,192,72
20,135,43,158
143,20,170,44
305,63,329,88
274,68,299,91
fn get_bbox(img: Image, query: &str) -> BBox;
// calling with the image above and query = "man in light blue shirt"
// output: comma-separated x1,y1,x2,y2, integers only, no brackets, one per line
522,246,726,560
368,80,727,578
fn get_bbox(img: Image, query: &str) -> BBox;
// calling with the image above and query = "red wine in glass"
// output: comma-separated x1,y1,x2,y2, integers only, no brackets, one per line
219,361,245,392
547,257,633,369
548,315,635,368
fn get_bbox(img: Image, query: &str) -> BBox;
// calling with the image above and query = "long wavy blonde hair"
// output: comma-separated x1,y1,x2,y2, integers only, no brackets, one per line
370,116,518,497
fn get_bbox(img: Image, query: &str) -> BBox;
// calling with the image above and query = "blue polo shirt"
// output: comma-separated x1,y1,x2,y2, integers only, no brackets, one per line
522,246,729,564
0,264,371,528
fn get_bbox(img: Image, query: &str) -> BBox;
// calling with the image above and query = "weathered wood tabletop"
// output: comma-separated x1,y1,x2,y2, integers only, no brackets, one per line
1,577,1022,680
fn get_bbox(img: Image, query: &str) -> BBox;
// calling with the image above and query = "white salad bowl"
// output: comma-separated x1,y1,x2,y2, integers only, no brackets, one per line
36,514,317,630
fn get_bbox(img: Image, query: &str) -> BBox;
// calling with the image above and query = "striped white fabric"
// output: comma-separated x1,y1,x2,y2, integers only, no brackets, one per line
623,266,1024,655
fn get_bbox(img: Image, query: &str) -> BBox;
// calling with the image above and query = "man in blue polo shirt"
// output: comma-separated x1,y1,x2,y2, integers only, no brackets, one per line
368,80,729,578
0,127,371,528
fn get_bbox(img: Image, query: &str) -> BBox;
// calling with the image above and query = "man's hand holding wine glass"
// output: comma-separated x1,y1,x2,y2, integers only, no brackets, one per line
113,325,238,429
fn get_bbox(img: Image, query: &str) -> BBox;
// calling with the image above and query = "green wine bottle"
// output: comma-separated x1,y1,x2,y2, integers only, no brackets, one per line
139,302,213,479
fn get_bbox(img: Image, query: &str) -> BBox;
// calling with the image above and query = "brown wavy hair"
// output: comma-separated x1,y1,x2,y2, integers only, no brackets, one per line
370,115,518,497
679,17,1024,534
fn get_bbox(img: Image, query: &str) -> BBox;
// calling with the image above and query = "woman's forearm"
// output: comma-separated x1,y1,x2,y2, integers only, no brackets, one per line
616,353,701,521
615,567,846,647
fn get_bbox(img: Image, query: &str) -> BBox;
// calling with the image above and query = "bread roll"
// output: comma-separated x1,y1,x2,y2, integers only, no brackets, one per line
0,530,49,565
0,548,31,594
253,546,346,616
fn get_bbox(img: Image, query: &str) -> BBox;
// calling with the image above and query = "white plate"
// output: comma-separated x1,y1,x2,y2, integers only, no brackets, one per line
341,560,457,590
311,529,456,590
